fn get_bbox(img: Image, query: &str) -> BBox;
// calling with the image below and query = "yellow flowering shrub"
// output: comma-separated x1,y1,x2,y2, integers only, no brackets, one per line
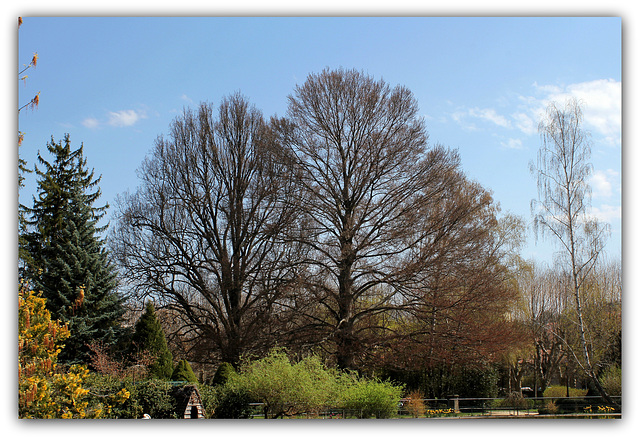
18,286,69,374
18,286,128,418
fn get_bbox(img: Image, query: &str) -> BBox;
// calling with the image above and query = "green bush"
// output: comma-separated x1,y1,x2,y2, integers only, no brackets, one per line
493,392,534,410
234,348,334,418
196,384,218,418
600,365,621,397
171,359,198,383
219,348,404,419
212,384,252,419
211,362,236,386
129,379,177,418
540,385,589,415
83,373,133,419
88,378,177,419
339,377,404,419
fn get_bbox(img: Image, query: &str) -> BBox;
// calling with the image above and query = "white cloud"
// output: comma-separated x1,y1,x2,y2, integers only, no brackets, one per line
500,138,524,150
528,79,621,144
589,204,621,224
447,78,620,150
82,117,100,129
591,171,612,198
511,112,536,135
107,109,145,127
567,80,620,136
468,107,511,128
450,107,511,131
450,110,477,130
591,169,620,199
532,82,562,95
450,110,465,124
81,108,148,129
586,169,621,224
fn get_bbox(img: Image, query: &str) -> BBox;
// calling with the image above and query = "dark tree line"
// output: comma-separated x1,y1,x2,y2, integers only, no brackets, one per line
110,68,519,372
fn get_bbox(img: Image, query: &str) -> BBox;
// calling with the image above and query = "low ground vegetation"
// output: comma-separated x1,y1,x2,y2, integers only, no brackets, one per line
18,284,620,419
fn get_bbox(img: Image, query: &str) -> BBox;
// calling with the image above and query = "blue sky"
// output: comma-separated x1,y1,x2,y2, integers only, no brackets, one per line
16,16,622,265
4,3,638,436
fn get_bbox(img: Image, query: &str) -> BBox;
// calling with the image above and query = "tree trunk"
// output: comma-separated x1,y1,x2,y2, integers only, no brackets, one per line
572,283,620,410
336,230,356,370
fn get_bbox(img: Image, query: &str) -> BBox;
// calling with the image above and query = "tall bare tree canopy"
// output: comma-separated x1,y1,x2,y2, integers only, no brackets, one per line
278,68,512,369
111,94,302,366
111,69,523,373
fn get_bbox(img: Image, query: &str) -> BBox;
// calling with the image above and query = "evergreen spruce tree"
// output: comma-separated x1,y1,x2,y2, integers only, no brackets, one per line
23,134,123,364
171,359,198,383
131,301,174,380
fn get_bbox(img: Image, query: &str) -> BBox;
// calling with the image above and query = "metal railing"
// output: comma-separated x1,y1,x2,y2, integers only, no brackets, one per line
396,395,622,418
242,395,621,419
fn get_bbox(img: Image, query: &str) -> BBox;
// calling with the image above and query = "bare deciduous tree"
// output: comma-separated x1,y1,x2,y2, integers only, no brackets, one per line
278,68,508,370
388,191,525,371
111,94,303,366
514,262,569,393
530,98,617,408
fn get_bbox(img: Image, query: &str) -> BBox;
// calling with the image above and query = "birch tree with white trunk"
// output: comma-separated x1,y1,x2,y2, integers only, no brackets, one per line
530,98,618,409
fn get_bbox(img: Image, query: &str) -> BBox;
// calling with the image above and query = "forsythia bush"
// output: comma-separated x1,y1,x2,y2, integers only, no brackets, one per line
18,286,129,418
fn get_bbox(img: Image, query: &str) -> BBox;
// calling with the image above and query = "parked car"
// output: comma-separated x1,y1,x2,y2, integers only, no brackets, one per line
521,387,534,397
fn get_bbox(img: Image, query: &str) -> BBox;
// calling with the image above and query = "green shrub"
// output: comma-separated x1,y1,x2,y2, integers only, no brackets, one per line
212,384,252,419
211,362,236,386
234,348,334,418
130,302,174,380
495,392,533,410
219,348,405,419
196,384,218,418
540,385,589,415
83,372,133,419
124,379,176,418
339,377,404,419
600,365,621,397
171,359,198,383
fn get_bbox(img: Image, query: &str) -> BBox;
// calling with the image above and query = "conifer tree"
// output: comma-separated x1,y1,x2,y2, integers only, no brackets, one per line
171,359,198,383
23,134,123,364
130,302,174,380
211,362,236,386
